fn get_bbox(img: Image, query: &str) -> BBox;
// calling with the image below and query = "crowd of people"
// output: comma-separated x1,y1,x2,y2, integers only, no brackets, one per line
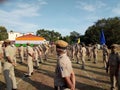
0,39,120,90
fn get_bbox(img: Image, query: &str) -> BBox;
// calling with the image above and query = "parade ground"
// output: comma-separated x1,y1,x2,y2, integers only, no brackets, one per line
0,50,111,90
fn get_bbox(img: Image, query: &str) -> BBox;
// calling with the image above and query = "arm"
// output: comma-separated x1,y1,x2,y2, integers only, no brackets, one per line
7,56,16,66
64,76,75,90
106,57,110,73
70,70,75,89
0,53,3,60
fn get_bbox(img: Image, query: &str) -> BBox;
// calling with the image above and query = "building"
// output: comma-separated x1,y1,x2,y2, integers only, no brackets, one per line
8,31,34,41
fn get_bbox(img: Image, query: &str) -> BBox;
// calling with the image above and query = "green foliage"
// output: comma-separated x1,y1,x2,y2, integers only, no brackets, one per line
84,17,120,47
70,31,80,44
36,29,62,42
0,26,8,40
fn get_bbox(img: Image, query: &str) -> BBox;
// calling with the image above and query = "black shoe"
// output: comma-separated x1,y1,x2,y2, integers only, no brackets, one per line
25,74,31,77
12,88,17,90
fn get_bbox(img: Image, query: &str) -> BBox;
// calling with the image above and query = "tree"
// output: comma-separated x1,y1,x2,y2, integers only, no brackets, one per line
84,17,120,47
36,29,62,42
70,31,80,44
0,26,8,40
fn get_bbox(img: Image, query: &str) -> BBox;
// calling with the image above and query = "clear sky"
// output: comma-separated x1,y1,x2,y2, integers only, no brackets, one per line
0,0,120,36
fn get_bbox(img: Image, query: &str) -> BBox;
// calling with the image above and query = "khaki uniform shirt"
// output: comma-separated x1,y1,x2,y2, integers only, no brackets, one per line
81,47,86,57
0,46,3,59
5,45,14,62
103,47,109,56
34,47,38,60
27,46,34,60
54,53,73,86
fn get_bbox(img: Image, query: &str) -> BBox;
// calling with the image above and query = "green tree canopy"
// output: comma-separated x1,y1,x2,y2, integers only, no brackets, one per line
0,26,8,40
70,31,80,44
84,17,120,47
36,29,61,42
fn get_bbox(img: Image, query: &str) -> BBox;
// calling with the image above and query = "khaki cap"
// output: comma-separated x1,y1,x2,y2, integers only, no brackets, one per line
55,40,68,49
4,40,11,43
111,44,118,49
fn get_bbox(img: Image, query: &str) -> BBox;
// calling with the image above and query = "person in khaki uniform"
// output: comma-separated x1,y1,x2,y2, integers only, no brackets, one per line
102,45,109,69
26,43,34,77
75,43,81,64
86,44,93,61
43,44,49,61
71,44,76,61
54,40,75,90
80,44,86,69
10,42,17,65
18,44,24,63
33,45,39,69
3,40,17,90
106,44,119,90
92,44,98,64
0,41,3,74
118,48,120,90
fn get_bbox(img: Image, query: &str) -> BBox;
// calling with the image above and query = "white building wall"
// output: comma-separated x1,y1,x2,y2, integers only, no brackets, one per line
8,32,23,41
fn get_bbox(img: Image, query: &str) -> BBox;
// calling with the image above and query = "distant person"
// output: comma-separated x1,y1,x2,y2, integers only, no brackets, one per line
102,45,109,69
117,46,120,90
42,43,49,61
106,44,120,90
92,44,98,64
25,43,34,77
80,43,86,69
86,44,93,61
33,45,39,69
0,41,3,74
38,44,43,63
54,40,75,90
18,44,24,63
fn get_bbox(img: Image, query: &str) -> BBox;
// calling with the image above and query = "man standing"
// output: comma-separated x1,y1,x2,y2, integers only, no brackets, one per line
118,48,120,90
18,44,24,63
0,41,3,74
54,40,75,90
93,44,98,64
3,40,17,90
26,43,34,77
106,44,119,90
102,45,109,69
80,44,86,69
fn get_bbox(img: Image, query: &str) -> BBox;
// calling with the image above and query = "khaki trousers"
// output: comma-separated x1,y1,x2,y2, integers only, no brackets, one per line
27,56,33,76
3,62,17,90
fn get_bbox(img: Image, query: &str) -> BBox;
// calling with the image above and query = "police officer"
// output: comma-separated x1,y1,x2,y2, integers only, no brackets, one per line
54,40,75,90
18,44,24,63
26,43,34,77
102,44,109,69
118,47,120,90
38,44,43,63
80,43,86,69
3,40,17,90
106,44,119,90
86,44,92,61
0,41,3,74
33,45,39,69
92,44,98,64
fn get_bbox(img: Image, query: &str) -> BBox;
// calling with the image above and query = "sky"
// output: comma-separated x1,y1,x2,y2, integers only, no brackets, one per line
0,0,120,36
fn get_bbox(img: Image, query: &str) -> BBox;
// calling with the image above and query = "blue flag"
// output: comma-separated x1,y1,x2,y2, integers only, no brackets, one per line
100,30,106,45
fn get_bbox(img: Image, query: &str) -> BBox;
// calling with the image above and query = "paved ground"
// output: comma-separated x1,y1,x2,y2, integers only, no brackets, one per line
0,50,111,90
